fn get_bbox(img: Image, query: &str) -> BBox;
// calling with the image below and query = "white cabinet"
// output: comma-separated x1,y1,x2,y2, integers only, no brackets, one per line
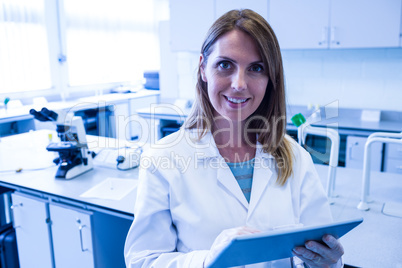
330,0,401,49
400,6,402,47
345,136,382,171
170,0,268,52
107,95,159,142
11,192,54,268
384,143,402,174
11,192,130,268
111,102,130,141
50,203,94,268
269,0,402,49
129,95,159,142
215,0,268,20
269,0,330,49
170,0,215,52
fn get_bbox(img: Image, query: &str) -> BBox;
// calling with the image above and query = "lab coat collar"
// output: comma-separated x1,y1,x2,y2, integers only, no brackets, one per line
189,129,276,213
189,129,221,160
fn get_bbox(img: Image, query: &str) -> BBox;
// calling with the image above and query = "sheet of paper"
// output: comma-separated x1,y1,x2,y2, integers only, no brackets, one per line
80,178,138,201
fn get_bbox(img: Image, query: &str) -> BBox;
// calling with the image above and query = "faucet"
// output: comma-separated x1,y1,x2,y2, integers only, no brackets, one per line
357,131,402,210
292,113,340,204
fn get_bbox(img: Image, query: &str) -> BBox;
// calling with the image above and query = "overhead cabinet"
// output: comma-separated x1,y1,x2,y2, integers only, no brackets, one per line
170,0,215,52
170,0,268,51
269,0,402,49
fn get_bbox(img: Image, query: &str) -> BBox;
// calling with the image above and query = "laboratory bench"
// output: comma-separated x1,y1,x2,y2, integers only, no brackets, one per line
0,131,139,268
1,130,402,267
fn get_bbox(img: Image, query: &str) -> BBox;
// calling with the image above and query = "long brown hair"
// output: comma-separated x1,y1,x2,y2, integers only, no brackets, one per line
185,9,294,185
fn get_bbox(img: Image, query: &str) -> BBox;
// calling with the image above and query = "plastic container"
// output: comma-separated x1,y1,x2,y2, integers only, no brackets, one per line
143,71,159,90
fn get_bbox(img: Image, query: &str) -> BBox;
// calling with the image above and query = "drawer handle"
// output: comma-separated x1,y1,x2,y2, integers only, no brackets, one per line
10,203,23,209
79,225,89,252
11,203,23,228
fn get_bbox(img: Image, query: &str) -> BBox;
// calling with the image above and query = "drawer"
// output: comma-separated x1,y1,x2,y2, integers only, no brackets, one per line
385,143,402,159
384,158,402,174
345,136,382,171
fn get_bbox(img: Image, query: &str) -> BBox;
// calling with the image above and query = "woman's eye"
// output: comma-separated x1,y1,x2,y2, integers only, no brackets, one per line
250,65,263,72
219,61,231,69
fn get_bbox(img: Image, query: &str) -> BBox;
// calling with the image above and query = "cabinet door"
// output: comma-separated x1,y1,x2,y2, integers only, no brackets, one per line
330,0,402,48
129,95,159,142
384,143,402,173
345,136,382,171
384,158,402,174
269,0,330,49
170,0,215,51
111,102,130,141
11,193,54,268
400,6,402,47
215,0,268,19
50,203,94,268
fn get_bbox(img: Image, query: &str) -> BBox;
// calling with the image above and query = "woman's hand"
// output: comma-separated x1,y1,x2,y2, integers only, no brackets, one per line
204,226,260,267
292,234,344,268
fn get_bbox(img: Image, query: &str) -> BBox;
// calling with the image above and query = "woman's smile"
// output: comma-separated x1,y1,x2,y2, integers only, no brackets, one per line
223,95,250,108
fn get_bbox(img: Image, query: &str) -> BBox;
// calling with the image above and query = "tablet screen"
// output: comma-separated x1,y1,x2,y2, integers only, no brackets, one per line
208,218,363,268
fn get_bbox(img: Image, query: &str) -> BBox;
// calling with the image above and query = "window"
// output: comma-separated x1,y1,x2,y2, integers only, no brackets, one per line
0,0,165,97
0,0,52,94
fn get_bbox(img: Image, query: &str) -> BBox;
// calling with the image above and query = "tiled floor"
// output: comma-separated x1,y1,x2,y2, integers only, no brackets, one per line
315,165,402,268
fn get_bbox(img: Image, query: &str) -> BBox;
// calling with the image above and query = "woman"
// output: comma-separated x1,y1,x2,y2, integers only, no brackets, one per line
125,9,344,268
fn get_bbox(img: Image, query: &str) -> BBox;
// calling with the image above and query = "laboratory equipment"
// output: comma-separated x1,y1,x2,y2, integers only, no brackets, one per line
93,146,142,170
46,116,93,179
291,113,340,203
30,107,58,122
357,131,402,210
31,108,94,179
143,71,159,90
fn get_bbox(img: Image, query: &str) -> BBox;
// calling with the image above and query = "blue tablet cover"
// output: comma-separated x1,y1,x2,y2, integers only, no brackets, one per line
207,218,363,268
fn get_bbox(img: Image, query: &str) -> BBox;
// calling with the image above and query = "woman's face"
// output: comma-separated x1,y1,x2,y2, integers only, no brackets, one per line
200,29,269,123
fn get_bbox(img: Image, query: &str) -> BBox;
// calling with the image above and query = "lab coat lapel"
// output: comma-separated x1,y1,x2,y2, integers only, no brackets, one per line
248,145,275,218
217,163,249,209
194,131,249,209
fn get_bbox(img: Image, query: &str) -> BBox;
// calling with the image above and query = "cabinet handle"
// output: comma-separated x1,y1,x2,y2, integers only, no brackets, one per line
331,27,340,45
79,225,89,252
10,202,23,209
10,203,23,229
318,27,329,45
348,142,359,160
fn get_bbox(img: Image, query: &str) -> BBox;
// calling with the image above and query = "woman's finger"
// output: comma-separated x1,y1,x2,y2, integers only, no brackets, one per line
292,247,323,265
323,234,344,254
304,240,340,263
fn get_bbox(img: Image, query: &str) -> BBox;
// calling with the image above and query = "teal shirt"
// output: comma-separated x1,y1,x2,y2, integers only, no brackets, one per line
226,158,255,203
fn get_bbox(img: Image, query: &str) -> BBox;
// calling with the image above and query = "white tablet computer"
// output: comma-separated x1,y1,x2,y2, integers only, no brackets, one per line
207,218,363,268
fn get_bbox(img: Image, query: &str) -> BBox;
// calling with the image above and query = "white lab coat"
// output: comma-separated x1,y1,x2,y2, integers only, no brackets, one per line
124,128,335,268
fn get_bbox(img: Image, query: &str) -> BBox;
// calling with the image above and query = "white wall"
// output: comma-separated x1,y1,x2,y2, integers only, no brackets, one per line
173,48,402,111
